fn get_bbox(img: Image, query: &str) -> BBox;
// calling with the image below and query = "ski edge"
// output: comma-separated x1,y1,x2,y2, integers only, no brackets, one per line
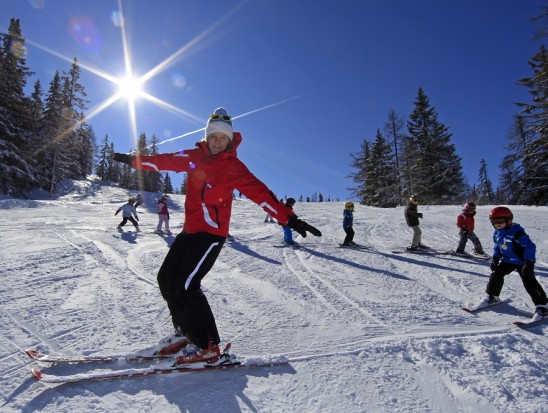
461,299,511,313
513,318,548,329
31,358,290,384
25,348,171,365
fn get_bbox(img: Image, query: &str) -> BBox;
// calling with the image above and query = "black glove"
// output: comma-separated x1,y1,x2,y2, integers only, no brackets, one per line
522,260,534,277
287,216,322,238
460,228,468,235
418,213,423,218
113,153,134,165
490,256,500,271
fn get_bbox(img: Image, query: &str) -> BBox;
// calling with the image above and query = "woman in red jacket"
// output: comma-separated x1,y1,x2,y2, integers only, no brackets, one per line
114,107,321,363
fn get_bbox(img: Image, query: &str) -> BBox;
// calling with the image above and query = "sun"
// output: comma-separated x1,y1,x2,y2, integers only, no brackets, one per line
116,75,143,101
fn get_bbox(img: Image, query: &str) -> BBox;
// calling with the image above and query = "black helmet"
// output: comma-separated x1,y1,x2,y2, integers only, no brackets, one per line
285,197,296,207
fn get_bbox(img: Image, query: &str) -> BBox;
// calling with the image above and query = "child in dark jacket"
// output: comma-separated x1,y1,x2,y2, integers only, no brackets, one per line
477,206,547,322
404,195,424,250
455,202,485,255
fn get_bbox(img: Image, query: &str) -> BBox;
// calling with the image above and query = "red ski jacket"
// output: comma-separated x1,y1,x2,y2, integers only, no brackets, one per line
457,211,475,232
131,132,295,237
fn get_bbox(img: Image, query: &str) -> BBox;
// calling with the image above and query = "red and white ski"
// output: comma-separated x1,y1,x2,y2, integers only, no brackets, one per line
30,356,289,385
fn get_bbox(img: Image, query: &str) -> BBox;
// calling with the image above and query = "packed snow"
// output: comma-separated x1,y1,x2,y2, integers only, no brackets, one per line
1,177,547,413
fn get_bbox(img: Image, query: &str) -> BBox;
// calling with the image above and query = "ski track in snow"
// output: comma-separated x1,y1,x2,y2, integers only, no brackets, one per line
0,178,547,413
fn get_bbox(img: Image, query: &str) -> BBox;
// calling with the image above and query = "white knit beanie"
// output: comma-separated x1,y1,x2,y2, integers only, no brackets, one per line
205,107,233,140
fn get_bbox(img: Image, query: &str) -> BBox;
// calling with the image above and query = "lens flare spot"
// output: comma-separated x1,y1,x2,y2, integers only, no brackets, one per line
28,0,45,10
111,11,124,27
68,16,103,52
171,73,187,89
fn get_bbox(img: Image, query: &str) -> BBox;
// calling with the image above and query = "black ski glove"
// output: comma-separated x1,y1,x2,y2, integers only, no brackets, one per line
490,256,500,271
287,216,322,238
113,153,134,165
418,213,423,218
522,260,534,278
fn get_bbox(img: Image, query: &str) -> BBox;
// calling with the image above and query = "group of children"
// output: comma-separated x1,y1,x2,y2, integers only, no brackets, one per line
115,193,172,235
401,196,547,322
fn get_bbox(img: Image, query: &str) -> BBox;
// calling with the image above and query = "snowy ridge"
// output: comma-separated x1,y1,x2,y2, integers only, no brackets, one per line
1,177,547,412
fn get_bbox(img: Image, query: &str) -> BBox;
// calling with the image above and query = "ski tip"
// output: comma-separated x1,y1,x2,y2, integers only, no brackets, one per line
25,348,40,359
31,367,43,381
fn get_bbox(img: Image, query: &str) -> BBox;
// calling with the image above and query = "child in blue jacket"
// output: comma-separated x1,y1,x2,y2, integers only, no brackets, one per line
477,206,547,322
342,202,355,246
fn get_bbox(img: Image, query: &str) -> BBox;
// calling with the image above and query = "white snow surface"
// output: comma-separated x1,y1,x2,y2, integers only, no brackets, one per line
1,177,547,413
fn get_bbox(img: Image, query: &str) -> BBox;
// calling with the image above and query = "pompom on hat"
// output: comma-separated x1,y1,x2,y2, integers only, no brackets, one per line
205,107,233,141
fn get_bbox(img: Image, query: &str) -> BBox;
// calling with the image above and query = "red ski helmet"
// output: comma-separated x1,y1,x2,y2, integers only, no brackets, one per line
489,206,513,227
464,202,476,215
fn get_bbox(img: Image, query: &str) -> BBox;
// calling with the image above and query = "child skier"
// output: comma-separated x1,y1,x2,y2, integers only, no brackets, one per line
115,197,140,232
477,206,547,322
341,201,355,246
455,202,486,256
156,194,171,235
404,195,425,250
282,198,297,244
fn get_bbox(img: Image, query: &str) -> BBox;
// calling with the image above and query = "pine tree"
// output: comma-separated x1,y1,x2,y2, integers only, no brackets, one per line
476,159,496,204
407,88,466,203
162,173,174,194
180,174,187,195
0,18,36,194
348,139,371,204
383,109,405,203
368,129,399,207
513,45,548,205
96,135,111,180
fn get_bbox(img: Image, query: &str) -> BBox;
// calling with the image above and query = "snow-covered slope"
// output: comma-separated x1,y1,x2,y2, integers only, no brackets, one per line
1,177,547,412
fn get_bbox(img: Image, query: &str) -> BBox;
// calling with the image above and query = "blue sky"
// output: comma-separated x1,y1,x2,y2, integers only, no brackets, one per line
1,0,544,201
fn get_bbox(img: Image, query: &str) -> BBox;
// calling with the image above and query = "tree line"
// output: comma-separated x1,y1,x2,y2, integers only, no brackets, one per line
348,6,547,207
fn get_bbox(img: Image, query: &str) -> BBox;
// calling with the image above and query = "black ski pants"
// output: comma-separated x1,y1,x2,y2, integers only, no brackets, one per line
157,232,225,349
486,261,548,306
343,226,355,245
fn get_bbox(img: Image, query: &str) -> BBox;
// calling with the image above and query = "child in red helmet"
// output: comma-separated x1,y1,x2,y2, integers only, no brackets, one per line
455,202,485,255
477,206,547,322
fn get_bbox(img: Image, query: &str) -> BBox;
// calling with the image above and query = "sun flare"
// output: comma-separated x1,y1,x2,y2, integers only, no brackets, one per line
116,75,143,100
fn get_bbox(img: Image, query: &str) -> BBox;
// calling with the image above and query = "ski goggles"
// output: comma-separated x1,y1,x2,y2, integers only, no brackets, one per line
490,218,506,224
210,114,232,121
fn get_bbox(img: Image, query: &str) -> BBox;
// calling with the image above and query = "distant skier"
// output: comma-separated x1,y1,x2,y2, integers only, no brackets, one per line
455,202,485,255
115,197,140,232
156,194,172,235
282,198,297,245
113,107,321,364
475,206,547,322
404,195,425,250
341,201,356,246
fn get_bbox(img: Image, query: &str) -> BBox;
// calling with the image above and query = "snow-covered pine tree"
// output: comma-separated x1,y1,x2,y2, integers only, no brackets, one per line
406,87,466,203
0,18,36,195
